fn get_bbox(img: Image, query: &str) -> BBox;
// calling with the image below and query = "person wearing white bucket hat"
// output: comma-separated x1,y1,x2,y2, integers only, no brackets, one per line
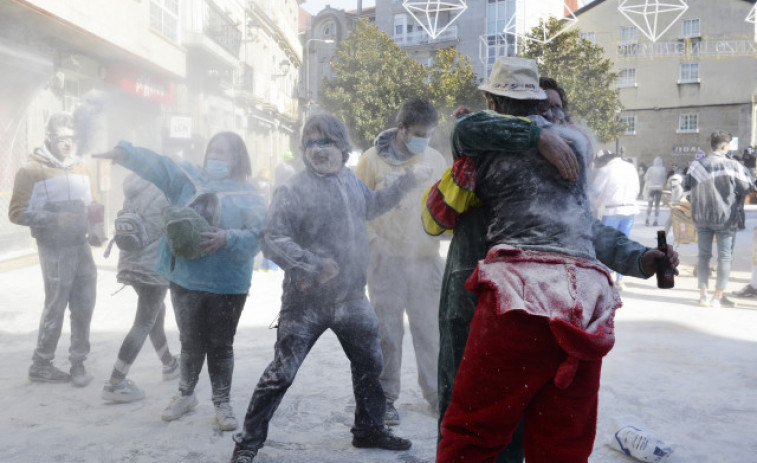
427,57,678,462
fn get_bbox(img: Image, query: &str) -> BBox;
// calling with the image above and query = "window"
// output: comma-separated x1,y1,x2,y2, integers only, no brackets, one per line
579,32,596,44
394,14,407,44
150,0,179,42
617,68,636,87
321,20,336,39
678,113,699,133
682,19,700,37
618,115,636,135
619,26,637,44
487,0,516,36
679,63,699,83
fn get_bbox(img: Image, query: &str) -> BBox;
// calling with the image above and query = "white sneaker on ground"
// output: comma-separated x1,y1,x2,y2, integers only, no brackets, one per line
161,393,198,421
615,280,626,291
102,379,145,403
162,356,180,381
214,402,238,431
698,295,709,307
709,297,721,309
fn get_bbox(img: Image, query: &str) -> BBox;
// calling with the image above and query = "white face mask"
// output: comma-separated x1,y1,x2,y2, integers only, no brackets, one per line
405,135,430,155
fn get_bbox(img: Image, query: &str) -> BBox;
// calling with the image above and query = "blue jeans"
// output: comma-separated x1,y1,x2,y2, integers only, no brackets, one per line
602,215,635,281
696,227,735,291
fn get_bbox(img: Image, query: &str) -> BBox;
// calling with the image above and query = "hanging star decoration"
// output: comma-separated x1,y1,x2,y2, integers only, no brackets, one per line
747,4,756,24
402,0,468,40
617,0,689,42
501,1,579,45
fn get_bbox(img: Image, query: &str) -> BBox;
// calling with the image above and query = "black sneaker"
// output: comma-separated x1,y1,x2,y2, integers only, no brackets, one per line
352,427,412,451
29,363,71,383
230,444,256,463
719,295,737,308
733,284,757,298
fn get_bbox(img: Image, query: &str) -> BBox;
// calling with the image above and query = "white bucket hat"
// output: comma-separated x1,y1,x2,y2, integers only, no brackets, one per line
479,57,547,100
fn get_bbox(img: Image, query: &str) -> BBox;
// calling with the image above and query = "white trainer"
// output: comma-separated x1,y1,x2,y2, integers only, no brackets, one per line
162,356,180,381
161,393,198,421
102,379,145,403
215,402,238,431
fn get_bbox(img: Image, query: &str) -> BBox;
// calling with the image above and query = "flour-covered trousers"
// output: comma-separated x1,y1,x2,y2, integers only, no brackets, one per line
438,246,620,463
113,284,171,375
237,295,386,452
170,282,246,405
368,254,443,407
34,242,97,365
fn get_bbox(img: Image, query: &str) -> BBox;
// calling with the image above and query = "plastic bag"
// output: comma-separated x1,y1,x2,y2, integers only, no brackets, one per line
607,417,674,462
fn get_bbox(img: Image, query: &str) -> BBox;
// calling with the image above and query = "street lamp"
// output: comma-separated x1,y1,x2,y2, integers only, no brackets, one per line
305,38,335,109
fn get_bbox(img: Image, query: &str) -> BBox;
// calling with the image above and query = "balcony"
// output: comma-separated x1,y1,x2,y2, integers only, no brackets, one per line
394,24,459,47
183,0,242,68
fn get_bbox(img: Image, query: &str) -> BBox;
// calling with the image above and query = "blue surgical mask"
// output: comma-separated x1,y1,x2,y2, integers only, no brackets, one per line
206,160,230,180
405,135,430,155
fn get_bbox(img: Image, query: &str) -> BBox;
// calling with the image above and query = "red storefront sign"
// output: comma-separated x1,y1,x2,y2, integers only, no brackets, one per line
106,63,175,105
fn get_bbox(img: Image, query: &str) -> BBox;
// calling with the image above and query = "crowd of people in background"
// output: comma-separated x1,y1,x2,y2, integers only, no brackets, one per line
22,54,757,463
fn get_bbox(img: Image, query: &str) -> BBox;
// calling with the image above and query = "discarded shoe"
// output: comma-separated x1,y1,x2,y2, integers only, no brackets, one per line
162,356,180,381
215,402,238,431
70,363,93,387
102,379,145,403
384,400,400,426
28,363,71,383
733,284,757,298
161,393,198,421
352,427,412,451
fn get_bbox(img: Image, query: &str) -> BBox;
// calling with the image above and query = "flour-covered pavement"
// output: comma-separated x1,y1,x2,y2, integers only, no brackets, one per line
1,205,756,462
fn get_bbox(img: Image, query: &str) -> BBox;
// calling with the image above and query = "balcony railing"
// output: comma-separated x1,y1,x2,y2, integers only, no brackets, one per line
394,24,458,46
204,1,241,57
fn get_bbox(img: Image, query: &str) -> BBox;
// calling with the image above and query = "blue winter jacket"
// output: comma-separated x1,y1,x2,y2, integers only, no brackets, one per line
117,141,266,294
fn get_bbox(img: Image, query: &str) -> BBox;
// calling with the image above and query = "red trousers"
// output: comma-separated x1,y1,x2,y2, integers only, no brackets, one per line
437,308,603,463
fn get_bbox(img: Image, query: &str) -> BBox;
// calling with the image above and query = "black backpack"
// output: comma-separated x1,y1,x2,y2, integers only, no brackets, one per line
113,209,151,251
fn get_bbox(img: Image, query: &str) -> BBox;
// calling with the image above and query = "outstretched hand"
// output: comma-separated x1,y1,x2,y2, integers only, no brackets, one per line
537,130,579,183
92,148,125,164
641,247,680,277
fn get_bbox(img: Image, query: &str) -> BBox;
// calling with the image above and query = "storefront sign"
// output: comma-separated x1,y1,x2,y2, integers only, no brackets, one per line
671,145,703,156
106,63,175,105
169,116,192,139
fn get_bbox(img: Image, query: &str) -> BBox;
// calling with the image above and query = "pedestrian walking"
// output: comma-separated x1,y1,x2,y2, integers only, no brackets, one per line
94,132,266,430
101,174,180,403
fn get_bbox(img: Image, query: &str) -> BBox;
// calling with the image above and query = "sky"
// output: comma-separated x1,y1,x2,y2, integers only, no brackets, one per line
302,0,375,15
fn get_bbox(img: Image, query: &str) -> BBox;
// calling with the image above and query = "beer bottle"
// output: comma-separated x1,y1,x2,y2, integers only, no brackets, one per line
656,230,675,289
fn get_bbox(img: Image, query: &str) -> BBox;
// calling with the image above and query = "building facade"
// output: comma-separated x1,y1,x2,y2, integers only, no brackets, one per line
575,0,757,166
305,0,586,113
0,0,302,257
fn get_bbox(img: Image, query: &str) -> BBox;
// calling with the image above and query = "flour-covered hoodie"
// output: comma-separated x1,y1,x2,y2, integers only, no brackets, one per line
9,144,95,246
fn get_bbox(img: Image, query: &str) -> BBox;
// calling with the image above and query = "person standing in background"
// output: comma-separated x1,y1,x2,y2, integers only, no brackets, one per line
687,130,754,308
8,112,99,387
643,156,667,226
355,97,446,425
589,150,640,291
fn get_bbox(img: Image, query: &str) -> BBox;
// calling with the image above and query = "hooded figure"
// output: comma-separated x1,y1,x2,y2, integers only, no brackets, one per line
231,114,419,463
355,98,447,424
8,112,98,387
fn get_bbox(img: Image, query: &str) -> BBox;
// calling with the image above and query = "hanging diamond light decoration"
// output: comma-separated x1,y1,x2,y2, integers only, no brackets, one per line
501,1,579,45
747,4,756,24
402,0,468,40
617,0,689,42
